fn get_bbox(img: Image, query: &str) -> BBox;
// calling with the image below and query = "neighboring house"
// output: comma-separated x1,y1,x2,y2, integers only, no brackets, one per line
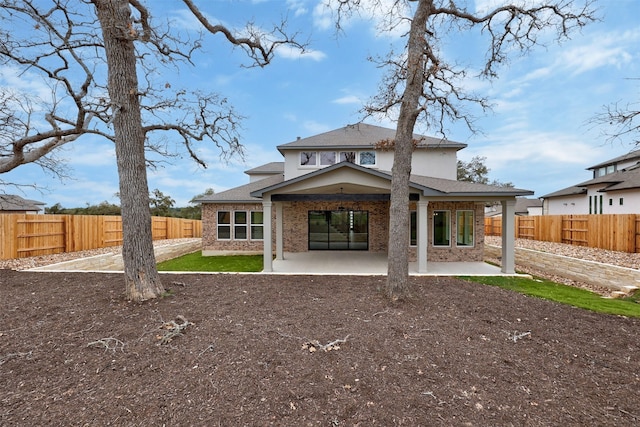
485,197,543,218
541,149,640,215
196,123,533,273
0,194,45,214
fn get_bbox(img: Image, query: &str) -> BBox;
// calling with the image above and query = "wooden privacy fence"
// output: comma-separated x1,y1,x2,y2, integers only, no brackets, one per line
0,214,202,260
485,214,640,253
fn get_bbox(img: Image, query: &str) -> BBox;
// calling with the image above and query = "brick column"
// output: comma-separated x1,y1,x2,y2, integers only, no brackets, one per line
263,200,273,272
275,202,283,260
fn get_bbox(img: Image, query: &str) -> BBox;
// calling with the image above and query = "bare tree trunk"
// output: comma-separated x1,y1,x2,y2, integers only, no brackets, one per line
93,0,164,301
386,0,431,300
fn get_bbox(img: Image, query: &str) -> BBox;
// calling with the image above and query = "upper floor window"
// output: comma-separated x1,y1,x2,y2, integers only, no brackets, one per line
340,151,356,163
300,151,317,166
359,151,376,166
320,151,337,166
300,150,376,167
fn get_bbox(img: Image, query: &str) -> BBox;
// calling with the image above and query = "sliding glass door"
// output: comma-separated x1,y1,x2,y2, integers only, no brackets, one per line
308,210,368,250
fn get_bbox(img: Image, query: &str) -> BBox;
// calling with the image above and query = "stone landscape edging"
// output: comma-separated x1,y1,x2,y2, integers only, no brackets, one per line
28,240,201,272
485,244,640,293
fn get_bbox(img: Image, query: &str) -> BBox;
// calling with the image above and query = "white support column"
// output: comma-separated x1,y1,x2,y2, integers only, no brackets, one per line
275,202,284,260
501,199,516,274
262,201,273,272
417,200,429,273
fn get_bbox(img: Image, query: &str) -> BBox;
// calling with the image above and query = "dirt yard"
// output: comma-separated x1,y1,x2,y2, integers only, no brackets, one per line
1,270,638,426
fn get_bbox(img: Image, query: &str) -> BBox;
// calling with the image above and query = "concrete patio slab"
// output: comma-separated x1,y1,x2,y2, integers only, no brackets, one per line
271,251,520,276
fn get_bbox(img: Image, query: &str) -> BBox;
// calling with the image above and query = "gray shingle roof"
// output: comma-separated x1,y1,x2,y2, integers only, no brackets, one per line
540,186,587,198
542,162,640,198
244,162,284,175
194,174,284,203
587,149,640,170
277,123,467,153
0,195,45,212
246,162,532,199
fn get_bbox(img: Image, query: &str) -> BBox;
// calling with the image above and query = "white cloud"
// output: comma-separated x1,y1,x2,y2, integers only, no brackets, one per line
332,95,362,105
287,0,309,17
276,45,327,61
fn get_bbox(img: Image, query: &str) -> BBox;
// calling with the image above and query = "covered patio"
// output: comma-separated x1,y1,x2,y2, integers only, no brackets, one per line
271,251,523,276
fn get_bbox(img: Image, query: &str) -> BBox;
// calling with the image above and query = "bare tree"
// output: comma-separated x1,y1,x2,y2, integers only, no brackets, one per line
591,79,640,145
333,0,596,299
0,0,303,301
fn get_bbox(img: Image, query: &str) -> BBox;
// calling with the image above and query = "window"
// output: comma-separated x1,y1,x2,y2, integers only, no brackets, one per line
359,151,376,166
589,196,592,214
433,210,450,246
300,151,316,166
620,198,624,206
320,152,336,166
599,195,603,214
250,211,264,240
609,198,613,206
456,210,474,247
217,211,231,240
340,151,356,163
234,211,247,240
410,211,417,246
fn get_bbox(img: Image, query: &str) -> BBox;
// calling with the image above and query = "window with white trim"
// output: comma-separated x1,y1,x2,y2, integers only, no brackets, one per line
250,211,264,240
433,210,450,246
456,210,474,247
217,211,231,240
320,151,337,166
359,151,376,166
340,151,356,163
234,211,248,240
300,151,317,166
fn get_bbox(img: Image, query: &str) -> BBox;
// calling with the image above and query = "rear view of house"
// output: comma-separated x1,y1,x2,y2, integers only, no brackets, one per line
196,123,532,273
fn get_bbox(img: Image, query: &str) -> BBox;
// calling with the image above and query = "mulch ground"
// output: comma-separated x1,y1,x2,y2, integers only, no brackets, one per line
1,270,639,426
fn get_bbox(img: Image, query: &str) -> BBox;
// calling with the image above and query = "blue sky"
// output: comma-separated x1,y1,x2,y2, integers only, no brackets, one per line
2,0,639,208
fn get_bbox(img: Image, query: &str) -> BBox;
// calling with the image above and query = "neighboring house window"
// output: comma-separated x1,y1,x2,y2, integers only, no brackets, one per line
320,151,337,166
599,195,603,214
340,151,356,163
234,211,248,239
217,211,231,240
588,196,592,214
250,211,264,240
456,210,474,247
359,151,376,166
300,151,317,166
433,210,450,246
409,211,417,246
620,198,624,206
609,198,613,206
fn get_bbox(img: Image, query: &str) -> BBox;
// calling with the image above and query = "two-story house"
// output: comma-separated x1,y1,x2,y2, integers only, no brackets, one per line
196,123,532,274
541,149,640,215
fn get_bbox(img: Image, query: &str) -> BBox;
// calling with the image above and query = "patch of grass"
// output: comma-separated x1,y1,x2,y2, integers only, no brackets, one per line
157,251,263,272
461,275,640,318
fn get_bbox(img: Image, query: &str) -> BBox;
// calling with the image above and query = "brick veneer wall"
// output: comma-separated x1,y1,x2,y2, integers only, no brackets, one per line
425,201,485,262
282,200,390,252
201,203,269,254
202,200,485,261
